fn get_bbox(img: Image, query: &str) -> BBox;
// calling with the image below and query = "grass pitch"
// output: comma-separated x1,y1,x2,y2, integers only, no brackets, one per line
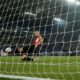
0,56,80,80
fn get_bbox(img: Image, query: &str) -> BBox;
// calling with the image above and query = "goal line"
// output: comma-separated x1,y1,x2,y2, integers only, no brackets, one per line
0,74,54,80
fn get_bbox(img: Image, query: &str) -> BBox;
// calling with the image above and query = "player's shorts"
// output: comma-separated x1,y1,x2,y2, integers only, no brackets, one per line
22,45,35,56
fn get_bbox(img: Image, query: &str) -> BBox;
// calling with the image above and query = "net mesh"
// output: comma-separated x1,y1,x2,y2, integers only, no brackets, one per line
0,0,80,80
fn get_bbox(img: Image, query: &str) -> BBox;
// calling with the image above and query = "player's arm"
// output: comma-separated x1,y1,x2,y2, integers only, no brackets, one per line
38,36,43,44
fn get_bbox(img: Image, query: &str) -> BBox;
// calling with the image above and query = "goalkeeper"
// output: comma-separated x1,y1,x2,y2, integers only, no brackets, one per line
17,31,43,61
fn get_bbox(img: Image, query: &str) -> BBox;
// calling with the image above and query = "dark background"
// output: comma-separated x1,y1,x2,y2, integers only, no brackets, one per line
0,0,80,54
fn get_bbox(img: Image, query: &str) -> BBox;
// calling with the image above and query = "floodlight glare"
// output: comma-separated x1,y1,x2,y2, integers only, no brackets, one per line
67,0,76,3
76,1,80,5
24,12,36,16
54,18,61,22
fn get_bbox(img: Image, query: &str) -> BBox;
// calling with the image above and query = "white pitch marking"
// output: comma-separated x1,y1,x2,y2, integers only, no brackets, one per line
0,74,55,80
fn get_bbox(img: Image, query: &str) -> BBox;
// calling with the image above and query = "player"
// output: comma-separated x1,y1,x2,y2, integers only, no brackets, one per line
16,31,43,61
22,31,43,61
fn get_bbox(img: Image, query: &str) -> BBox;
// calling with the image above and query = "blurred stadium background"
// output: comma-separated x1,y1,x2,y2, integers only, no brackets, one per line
0,0,80,56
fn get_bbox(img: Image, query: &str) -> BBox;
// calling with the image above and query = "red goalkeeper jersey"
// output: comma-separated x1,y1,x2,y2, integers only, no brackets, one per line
32,35,43,47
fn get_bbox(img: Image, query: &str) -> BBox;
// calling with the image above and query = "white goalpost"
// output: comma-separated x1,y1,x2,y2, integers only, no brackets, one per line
0,0,80,80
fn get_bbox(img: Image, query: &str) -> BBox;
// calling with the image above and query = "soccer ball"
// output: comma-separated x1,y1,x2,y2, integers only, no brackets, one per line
5,47,12,53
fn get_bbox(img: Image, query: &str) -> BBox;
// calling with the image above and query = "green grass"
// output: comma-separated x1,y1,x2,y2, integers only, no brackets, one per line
0,78,16,80
0,56,80,80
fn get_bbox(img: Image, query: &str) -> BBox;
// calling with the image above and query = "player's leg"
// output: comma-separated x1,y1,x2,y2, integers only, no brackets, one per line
21,54,34,61
28,45,35,59
21,45,35,61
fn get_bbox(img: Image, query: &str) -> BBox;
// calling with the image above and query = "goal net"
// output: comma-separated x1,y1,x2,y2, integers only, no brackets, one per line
0,0,80,80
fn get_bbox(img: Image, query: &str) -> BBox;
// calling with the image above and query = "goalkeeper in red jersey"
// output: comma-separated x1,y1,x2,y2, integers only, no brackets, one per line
19,31,43,61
